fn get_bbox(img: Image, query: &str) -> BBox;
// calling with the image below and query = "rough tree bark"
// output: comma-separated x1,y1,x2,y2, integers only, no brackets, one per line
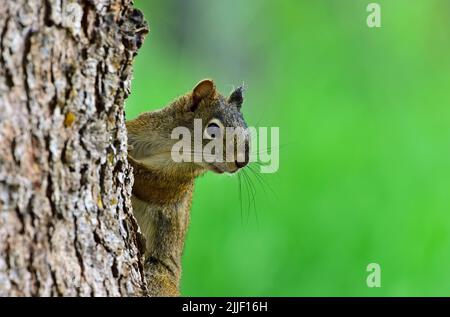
0,0,148,296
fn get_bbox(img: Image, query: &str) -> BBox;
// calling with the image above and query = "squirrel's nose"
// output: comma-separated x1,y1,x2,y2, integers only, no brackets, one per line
235,159,247,169
235,142,249,168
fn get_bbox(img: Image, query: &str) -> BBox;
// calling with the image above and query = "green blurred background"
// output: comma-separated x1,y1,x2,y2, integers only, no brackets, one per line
127,0,450,296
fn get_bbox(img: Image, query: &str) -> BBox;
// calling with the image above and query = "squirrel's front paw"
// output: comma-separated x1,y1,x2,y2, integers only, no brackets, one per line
146,272,179,297
145,257,180,297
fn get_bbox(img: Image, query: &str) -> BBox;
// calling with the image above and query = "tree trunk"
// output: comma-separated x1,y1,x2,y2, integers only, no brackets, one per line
0,0,148,296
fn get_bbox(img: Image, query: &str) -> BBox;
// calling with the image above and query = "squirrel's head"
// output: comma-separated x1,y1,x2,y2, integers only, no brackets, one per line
127,79,250,178
185,79,249,174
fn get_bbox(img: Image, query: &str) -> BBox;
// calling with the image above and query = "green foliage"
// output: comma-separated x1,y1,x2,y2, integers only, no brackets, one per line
129,0,450,296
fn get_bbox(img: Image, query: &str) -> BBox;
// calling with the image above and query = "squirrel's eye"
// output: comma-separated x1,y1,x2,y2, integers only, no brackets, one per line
205,122,222,139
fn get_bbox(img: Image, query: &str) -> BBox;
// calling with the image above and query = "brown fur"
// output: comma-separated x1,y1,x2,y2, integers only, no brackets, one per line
126,79,248,296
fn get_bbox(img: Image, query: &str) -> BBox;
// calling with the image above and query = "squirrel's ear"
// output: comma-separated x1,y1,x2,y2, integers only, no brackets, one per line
191,79,215,111
228,86,244,109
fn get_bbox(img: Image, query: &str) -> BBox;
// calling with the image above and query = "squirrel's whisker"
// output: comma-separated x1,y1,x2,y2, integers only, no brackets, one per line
241,168,258,226
237,173,244,225
248,164,278,199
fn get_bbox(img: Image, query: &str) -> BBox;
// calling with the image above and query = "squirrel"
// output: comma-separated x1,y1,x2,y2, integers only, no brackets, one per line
126,79,249,296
